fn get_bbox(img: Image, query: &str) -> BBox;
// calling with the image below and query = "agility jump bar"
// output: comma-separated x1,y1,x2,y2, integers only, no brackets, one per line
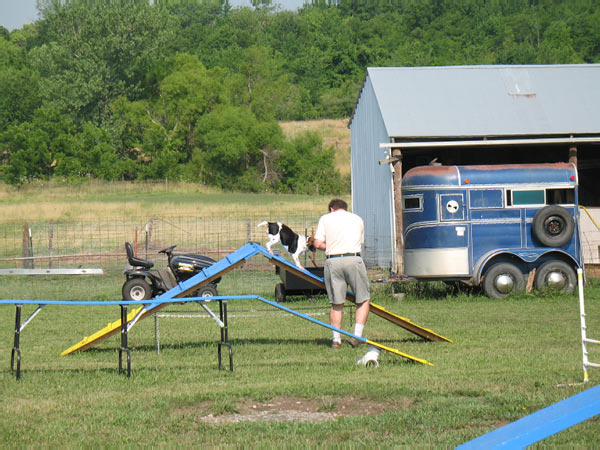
2,295,431,381
55,295,432,365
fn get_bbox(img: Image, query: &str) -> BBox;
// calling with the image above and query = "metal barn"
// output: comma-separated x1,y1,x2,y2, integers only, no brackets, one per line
349,65,600,273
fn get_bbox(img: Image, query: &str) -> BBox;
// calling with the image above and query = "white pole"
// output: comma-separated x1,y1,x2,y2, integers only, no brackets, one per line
579,267,600,383
578,268,590,382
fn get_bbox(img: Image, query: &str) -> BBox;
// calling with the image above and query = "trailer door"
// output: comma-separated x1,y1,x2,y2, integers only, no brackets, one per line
440,194,465,221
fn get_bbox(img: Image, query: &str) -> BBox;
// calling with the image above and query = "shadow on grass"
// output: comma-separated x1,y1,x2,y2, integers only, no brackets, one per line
389,281,484,300
80,335,433,355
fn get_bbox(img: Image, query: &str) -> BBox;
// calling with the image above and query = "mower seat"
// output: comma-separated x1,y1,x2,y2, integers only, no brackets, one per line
125,242,154,269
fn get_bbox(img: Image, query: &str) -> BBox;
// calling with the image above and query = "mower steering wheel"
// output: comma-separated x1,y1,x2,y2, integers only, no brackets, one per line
159,245,177,254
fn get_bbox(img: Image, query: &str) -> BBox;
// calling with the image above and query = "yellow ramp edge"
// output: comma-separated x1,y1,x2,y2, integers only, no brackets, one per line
62,261,246,355
269,258,452,343
61,306,144,356
366,339,434,366
369,303,453,343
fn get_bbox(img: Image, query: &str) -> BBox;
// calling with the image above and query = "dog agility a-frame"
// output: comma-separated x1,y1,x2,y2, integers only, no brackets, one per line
62,242,450,354
3,242,451,379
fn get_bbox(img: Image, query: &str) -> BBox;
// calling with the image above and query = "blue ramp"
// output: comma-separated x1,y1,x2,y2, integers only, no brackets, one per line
457,385,600,449
63,242,449,353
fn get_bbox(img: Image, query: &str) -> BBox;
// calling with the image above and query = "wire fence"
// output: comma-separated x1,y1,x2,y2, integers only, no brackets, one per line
1,214,598,274
0,214,327,272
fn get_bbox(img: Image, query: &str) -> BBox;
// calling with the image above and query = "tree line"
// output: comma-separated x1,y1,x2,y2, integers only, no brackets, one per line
1,0,598,190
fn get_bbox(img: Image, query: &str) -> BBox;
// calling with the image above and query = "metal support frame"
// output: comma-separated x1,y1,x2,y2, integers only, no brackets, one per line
5,298,234,380
11,304,46,380
119,305,131,377
11,305,22,380
154,304,224,355
153,300,232,371
217,301,233,371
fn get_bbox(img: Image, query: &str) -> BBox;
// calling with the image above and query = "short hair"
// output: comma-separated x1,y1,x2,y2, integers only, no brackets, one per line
328,198,348,211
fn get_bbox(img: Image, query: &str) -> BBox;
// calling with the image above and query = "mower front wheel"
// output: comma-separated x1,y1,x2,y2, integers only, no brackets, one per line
122,278,153,301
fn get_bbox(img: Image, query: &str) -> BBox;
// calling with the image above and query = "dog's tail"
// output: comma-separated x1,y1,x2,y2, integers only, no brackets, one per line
257,221,268,228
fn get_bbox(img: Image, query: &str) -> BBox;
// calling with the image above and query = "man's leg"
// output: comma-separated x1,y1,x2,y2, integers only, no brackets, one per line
330,303,344,347
354,300,370,326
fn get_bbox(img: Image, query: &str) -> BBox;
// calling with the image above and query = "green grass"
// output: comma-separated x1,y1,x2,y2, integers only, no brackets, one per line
1,272,599,447
0,179,344,223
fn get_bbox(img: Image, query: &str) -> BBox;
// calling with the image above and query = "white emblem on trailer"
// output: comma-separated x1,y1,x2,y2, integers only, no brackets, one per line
456,226,465,236
446,200,459,214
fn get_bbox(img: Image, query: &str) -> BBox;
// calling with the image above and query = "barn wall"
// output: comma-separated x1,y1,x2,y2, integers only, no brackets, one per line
350,77,395,269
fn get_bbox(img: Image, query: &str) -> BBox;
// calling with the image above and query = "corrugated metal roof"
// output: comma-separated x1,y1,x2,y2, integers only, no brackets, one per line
359,65,600,139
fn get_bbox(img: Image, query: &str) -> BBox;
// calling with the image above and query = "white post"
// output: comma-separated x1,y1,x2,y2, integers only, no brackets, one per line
578,268,600,382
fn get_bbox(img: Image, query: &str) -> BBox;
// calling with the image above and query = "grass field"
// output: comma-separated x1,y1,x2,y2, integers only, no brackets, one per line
0,180,343,223
1,270,599,447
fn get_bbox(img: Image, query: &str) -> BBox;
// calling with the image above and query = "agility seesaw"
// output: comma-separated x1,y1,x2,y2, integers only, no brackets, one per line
64,243,449,353
2,293,430,381
53,243,449,370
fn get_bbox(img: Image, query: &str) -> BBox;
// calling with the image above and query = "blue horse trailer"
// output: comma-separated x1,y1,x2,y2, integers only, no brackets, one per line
401,163,582,298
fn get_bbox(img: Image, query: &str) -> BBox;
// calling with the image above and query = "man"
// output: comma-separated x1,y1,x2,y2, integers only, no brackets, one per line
312,198,380,366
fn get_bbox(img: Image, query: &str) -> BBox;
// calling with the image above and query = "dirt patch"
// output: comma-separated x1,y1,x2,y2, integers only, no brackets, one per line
183,395,412,424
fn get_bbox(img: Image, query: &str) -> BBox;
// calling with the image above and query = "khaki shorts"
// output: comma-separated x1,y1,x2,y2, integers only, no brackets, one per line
324,256,370,305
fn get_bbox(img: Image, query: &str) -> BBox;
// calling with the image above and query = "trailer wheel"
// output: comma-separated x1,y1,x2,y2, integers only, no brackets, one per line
195,284,218,298
122,278,152,301
275,283,286,302
532,205,574,247
534,260,576,294
482,263,525,298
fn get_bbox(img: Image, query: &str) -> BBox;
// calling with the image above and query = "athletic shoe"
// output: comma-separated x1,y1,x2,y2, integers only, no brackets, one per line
331,341,342,349
347,337,364,348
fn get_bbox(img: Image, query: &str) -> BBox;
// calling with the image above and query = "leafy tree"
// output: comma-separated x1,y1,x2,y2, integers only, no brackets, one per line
275,132,345,195
0,106,72,184
227,46,305,120
537,21,583,64
190,105,284,191
3,0,599,190
0,38,42,130
31,1,177,125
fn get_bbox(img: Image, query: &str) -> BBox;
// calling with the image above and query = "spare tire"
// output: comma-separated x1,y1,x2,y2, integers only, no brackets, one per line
532,205,574,247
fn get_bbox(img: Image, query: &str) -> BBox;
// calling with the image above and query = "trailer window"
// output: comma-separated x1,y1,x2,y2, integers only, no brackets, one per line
469,189,503,208
509,189,545,206
547,188,575,205
404,196,422,211
507,188,575,206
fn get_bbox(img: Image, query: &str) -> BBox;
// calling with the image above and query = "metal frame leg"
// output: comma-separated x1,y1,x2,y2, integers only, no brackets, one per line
217,301,233,371
154,313,160,355
118,305,131,377
11,305,22,380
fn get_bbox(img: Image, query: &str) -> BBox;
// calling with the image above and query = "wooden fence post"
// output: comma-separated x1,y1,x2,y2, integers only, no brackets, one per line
22,223,34,269
48,220,54,269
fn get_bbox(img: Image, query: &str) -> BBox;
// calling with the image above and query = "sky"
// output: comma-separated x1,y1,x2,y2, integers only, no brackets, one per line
0,0,308,31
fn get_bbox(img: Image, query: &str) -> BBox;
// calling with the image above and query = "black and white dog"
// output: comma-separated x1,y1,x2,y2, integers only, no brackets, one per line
257,221,315,269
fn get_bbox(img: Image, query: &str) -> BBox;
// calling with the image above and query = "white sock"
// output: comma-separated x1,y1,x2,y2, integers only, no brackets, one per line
332,331,341,343
353,323,364,337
